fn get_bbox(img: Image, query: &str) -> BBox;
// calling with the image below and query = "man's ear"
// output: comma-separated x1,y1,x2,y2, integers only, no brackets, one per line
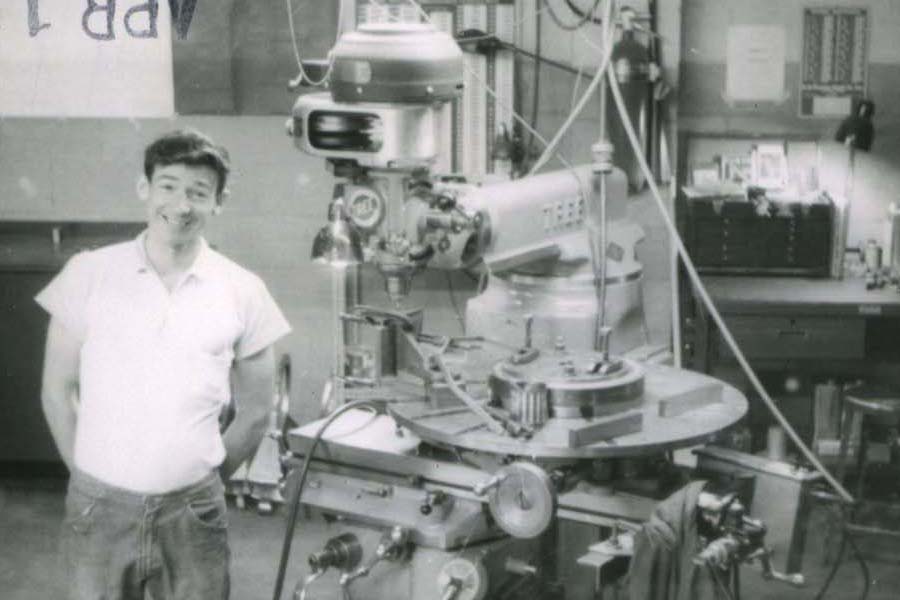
214,188,230,214
136,175,150,201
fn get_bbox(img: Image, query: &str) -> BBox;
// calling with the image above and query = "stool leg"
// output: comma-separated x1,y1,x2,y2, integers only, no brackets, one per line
856,417,869,500
837,405,852,488
889,426,900,465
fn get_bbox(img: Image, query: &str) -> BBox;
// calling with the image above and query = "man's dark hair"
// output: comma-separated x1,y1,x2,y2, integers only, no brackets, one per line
144,129,231,197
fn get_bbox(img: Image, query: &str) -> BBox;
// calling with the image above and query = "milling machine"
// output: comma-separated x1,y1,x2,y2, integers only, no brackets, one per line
275,20,798,600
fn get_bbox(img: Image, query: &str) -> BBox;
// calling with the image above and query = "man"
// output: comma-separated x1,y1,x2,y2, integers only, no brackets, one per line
37,129,291,599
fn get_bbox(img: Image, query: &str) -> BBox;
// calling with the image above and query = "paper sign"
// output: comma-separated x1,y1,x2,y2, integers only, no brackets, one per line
725,25,786,102
0,1,174,117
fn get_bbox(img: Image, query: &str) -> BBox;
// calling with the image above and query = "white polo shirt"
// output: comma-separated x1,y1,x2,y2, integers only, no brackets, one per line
36,233,291,493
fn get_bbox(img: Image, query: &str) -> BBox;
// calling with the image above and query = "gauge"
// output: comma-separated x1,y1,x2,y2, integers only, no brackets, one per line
346,186,385,231
436,556,488,600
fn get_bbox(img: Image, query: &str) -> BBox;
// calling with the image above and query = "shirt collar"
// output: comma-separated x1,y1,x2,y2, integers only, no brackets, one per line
134,231,214,281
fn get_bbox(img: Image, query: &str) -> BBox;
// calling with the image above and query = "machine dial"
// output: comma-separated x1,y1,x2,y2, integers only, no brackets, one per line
436,557,488,600
487,462,556,539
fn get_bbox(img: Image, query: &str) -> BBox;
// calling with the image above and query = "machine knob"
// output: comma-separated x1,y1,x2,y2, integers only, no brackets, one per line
504,557,538,577
437,557,488,600
307,533,362,574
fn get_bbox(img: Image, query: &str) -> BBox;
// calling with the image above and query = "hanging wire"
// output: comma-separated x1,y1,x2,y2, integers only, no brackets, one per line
528,0,616,174
564,0,604,25
542,0,601,31
286,0,343,87
604,21,855,505
271,400,380,600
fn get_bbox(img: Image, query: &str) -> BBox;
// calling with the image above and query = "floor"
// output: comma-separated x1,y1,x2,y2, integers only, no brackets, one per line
1,475,899,600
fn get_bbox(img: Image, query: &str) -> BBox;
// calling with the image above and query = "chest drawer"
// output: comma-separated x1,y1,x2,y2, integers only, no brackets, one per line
717,316,865,360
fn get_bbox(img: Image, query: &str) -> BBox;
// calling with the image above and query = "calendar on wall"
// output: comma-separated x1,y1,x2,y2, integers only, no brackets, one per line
800,7,868,118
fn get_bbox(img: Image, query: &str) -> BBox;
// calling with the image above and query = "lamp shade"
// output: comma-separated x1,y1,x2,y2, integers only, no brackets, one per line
835,99,875,151
311,199,364,266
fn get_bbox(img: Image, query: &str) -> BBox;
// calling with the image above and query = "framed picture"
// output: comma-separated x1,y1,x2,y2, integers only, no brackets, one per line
691,162,721,187
722,155,753,185
751,144,788,189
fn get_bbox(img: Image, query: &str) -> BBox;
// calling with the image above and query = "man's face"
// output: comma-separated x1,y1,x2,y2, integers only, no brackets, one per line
139,163,220,247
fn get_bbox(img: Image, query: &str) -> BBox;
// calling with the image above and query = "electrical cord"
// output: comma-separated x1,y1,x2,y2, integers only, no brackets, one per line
813,524,870,600
564,0,604,25
845,530,870,600
604,32,855,506
542,0,601,31
604,34,869,596
286,0,342,87
271,399,379,600
814,532,846,600
529,0,616,175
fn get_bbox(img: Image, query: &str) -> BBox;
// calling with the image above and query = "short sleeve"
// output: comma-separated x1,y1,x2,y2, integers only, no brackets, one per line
234,276,292,359
34,251,95,341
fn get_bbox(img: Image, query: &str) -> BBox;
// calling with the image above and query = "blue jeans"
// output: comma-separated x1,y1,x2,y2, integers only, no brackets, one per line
60,469,230,600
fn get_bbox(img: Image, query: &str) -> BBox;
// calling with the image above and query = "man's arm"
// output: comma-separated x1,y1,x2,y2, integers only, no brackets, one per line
221,345,276,478
40,317,82,471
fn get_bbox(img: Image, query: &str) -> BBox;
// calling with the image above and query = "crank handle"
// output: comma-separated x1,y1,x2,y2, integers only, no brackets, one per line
762,569,805,587
473,473,507,496
758,552,805,587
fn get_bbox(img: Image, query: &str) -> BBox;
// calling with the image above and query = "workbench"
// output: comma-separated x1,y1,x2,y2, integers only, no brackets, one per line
680,275,900,448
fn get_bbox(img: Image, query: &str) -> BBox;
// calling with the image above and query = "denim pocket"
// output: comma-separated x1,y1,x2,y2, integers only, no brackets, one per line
186,496,228,530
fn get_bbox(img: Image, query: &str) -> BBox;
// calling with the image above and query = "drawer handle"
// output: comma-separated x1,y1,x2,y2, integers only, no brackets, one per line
777,330,808,338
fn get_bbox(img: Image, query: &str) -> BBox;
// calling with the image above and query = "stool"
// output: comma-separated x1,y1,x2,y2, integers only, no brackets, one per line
836,385,900,500
818,386,900,565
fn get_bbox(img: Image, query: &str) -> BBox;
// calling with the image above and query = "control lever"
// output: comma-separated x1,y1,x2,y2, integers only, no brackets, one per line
510,315,539,365
755,549,806,587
